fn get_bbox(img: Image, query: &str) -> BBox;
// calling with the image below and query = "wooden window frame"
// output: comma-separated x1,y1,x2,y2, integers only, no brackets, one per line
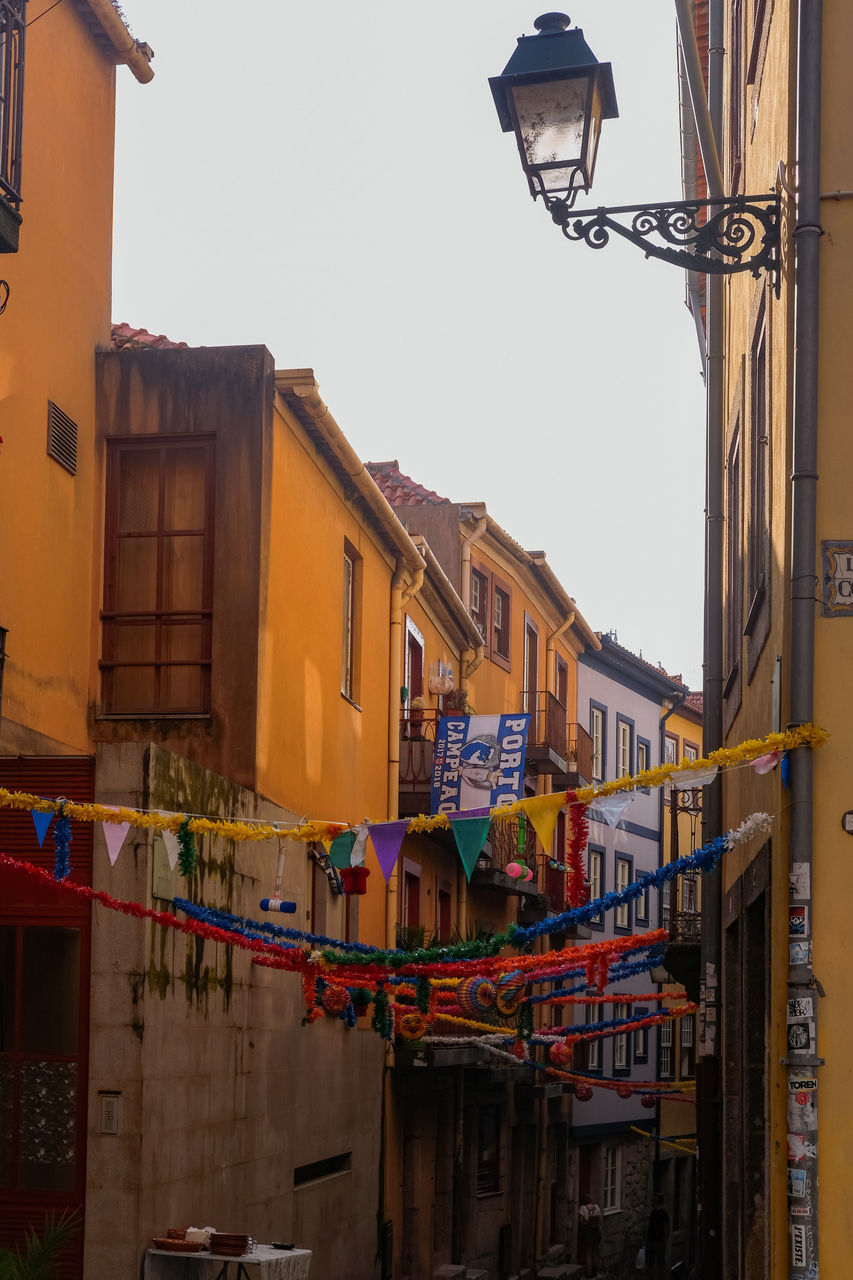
615,714,634,779
725,418,744,699
342,539,363,707
602,1146,621,1212
491,573,512,672
470,566,490,654
614,854,633,932
729,0,744,193
101,436,215,717
613,1001,631,1074
590,702,606,782
587,846,604,931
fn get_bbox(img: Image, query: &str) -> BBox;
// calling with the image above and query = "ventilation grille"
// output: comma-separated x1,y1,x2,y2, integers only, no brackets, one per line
47,400,78,475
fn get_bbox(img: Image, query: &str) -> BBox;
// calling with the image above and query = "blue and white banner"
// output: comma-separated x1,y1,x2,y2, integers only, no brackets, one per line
430,714,531,814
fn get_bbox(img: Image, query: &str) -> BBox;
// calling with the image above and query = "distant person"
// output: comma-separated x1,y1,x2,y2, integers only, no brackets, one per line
578,1195,602,1278
645,1193,670,1279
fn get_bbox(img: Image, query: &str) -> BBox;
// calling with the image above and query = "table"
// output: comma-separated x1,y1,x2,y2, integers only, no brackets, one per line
144,1245,311,1280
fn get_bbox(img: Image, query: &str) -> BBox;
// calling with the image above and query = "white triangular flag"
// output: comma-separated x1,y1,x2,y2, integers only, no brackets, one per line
671,765,719,790
102,806,130,866
594,792,635,829
350,825,370,867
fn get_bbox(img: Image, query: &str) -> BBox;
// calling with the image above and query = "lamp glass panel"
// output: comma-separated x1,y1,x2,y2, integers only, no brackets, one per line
511,74,591,191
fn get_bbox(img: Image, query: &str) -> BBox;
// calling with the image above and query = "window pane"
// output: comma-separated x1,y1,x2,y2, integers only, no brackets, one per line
160,623,204,663
160,665,205,712
113,623,157,663
118,450,160,533
112,665,156,713
163,535,205,611
20,928,80,1054
17,1061,77,1191
163,446,206,531
116,537,158,611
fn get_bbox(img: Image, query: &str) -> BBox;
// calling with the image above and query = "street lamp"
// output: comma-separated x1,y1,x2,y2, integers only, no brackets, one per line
490,13,780,281
488,12,617,208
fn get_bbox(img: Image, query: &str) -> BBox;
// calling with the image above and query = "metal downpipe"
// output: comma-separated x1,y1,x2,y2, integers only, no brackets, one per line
787,2,823,1278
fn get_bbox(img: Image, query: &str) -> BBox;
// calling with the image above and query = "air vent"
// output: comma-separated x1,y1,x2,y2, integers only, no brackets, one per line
46,401,78,475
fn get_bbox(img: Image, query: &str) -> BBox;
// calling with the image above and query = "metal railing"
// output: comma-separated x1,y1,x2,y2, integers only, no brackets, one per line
522,690,567,757
399,710,439,787
566,723,594,783
0,1,26,209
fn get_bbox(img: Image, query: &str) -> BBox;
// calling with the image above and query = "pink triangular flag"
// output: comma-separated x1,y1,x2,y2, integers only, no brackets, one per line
366,821,410,882
102,806,130,866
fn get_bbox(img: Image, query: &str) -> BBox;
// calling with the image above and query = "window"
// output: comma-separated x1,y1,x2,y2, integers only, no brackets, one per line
591,705,605,780
404,616,424,702
613,1002,630,1072
684,742,699,763
101,438,215,715
523,616,539,712
680,1013,696,1078
634,1007,649,1062
341,540,362,703
436,881,452,942
615,856,631,930
493,584,510,664
585,1001,600,1070
725,426,743,684
555,655,568,708
471,568,489,642
476,1104,501,1194
635,885,649,924
664,732,678,799
637,738,649,775
747,301,770,626
587,848,603,927
616,717,633,778
660,1017,673,1078
602,1147,620,1212
0,0,25,246
747,0,771,84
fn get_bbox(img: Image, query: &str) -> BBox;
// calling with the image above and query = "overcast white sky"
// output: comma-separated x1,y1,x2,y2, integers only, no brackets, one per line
112,1,706,689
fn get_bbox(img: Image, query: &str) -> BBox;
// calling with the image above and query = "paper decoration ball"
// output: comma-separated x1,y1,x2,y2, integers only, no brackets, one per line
549,1039,573,1068
456,976,496,1017
495,973,525,1016
574,1083,594,1102
616,1083,633,1099
523,867,535,882
506,861,525,880
397,1012,428,1040
641,1094,657,1109
321,983,351,1014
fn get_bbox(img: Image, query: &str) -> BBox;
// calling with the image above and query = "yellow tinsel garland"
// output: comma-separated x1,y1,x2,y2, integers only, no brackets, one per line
0,722,827,847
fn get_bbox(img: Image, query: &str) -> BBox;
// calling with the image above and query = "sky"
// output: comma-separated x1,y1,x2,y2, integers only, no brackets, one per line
112,1,707,689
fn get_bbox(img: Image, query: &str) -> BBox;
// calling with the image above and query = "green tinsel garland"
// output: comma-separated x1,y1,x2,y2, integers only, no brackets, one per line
518,1000,534,1041
319,923,520,970
177,817,197,877
371,985,392,1038
415,977,430,1013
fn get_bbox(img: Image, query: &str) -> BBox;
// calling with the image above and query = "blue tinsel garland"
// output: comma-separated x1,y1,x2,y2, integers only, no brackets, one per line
52,803,72,881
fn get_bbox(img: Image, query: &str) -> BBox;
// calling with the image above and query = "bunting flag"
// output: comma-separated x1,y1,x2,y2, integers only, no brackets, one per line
366,821,410,883
161,827,180,871
329,830,356,869
671,765,719,789
102,807,130,866
350,825,370,867
523,792,564,851
448,813,492,881
31,808,53,847
593,792,635,830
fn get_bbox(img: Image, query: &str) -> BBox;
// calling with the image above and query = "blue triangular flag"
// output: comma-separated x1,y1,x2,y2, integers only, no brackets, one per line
32,809,53,847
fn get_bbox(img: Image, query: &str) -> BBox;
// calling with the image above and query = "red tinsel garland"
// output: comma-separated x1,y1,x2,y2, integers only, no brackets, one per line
565,790,589,908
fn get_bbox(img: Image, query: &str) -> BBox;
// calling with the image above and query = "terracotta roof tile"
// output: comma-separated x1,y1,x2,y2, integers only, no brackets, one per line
111,322,188,351
366,459,450,506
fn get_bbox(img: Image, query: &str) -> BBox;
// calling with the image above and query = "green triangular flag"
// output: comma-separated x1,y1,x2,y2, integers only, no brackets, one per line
448,814,492,881
329,830,356,868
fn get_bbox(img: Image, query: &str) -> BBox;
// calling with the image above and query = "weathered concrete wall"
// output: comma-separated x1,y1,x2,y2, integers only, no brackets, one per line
85,742,382,1280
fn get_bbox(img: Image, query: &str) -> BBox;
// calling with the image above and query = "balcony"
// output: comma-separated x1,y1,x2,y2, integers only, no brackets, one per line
398,709,439,817
522,693,594,787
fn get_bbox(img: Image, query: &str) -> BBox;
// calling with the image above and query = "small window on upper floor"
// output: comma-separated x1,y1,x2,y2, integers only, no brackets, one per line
616,717,633,778
0,1,25,252
471,568,489,644
493,584,510,664
591,705,605,780
341,541,362,705
101,438,215,716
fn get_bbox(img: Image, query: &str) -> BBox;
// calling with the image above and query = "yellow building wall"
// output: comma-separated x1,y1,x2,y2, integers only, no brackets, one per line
0,4,121,756
257,399,397,946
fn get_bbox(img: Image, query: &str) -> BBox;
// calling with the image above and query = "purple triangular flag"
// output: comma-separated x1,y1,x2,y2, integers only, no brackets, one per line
102,807,130,866
32,809,53,847
367,821,410,883
448,814,492,881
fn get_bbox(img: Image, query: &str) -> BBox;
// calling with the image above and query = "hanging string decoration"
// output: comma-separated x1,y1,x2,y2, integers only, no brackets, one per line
52,801,72,882
177,817,197,877
565,791,589,907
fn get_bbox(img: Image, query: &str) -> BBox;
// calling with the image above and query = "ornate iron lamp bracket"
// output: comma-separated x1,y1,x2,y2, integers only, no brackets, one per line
549,192,781,284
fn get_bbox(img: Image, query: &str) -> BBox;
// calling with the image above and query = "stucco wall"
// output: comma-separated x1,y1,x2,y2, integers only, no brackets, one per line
85,742,382,1280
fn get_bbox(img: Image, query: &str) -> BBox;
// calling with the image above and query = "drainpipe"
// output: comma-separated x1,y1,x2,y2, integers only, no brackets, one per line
385,558,424,949
673,0,724,1270
460,506,488,611
787,3,823,1278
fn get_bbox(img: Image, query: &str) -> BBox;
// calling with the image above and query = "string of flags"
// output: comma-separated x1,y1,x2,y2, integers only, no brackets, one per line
0,723,827,888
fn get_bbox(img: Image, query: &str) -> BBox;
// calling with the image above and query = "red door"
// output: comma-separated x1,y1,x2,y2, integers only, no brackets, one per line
0,757,94,1279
